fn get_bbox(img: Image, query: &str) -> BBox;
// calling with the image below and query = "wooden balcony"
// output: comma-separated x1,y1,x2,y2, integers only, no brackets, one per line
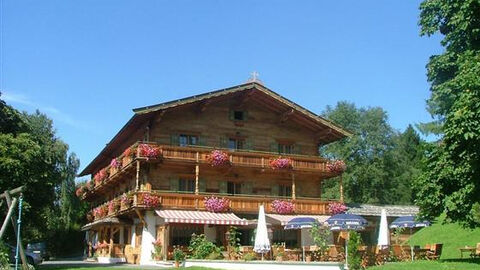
134,191,335,215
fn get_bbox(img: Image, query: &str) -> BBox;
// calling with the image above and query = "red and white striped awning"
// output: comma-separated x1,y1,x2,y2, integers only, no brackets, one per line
266,214,330,226
155,210,248,226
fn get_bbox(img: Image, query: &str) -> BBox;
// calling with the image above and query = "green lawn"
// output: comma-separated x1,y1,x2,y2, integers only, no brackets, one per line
406,217,480,260
368,260,480,270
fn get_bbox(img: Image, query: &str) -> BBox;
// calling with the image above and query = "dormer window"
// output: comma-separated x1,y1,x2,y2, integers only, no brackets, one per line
234,111,245,121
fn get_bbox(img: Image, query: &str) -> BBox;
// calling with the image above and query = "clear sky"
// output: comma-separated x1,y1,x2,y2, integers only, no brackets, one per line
1,0,443,175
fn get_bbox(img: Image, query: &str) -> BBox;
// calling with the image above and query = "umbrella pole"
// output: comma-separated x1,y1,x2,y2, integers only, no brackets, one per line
345,232,349,270
302,231,305,262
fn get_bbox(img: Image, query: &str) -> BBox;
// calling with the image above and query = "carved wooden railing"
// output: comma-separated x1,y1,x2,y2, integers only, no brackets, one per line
134,190,334,215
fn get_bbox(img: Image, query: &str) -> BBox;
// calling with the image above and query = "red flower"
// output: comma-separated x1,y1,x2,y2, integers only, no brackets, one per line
328,202,348,214
138,144,161,159
110,158,121,169
204,196,230,212
270,158,292,170
206,150,230,167
143,193,161,208
326,160,346,173
271,200,295,214
94,169,108,185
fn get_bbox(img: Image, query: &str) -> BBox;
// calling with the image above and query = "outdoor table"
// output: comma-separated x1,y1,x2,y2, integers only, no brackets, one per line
285,249,302,261
459,247,476,258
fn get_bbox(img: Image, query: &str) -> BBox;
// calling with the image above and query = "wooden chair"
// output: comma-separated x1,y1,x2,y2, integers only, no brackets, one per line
426,243,443,260
472,243,480,258
327,245,344,262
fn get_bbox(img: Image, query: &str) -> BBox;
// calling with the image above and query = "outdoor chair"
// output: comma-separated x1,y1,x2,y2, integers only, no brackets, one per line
426,243,443,260
473,243,480,258
327,245,344,262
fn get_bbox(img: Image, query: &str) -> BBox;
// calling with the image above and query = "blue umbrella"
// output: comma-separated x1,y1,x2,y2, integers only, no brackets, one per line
389,216,430,229
284,217,319,262
326,213,368,231
326,213,367,269
284,217,319,230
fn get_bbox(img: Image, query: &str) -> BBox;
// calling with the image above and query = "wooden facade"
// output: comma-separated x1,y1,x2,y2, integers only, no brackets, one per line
79,82,350,264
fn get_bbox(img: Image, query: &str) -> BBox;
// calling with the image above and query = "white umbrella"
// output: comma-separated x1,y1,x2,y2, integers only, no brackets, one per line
253,205,271,259
377,209,390,249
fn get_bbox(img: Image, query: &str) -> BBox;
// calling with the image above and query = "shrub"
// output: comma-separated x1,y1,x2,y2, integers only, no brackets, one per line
173,247,185,262
310,223,331,260
188,234,221,259
242,252,256,261
0,241,9,269
347,231,362,270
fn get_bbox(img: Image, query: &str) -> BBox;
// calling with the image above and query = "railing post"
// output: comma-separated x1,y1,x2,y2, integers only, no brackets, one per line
195,164,200,209
291,172,296,200
339,174,344,202
135,160,140,191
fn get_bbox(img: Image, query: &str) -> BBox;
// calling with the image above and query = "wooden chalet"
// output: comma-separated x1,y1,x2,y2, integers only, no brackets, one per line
78,81,351,264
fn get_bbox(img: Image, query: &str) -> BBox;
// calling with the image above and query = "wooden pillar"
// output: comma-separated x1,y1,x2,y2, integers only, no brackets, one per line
195,164,200,195
339,175,344,202
163,225,169,261
291,172,296,200
109,226,113,257
135,160,140,190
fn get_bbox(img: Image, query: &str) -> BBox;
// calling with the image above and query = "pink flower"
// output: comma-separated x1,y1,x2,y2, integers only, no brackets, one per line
138,144,161,159
207,150,230,167
94,169,108,185
328,202,347,214
204,196,230,212
271,200,295,214
143,193,161,208
110,158,121,169
270,158,292,170
326,160,346,173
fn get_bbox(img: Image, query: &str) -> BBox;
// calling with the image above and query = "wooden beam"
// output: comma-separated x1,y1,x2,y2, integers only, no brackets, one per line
4,192,28,270
236,90,255,107
135,209,146,226
339,175,344,202
0,186,25,199
291,172,296,200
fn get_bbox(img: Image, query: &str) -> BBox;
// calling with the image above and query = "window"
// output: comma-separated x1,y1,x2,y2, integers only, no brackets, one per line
233,111,245,121
179,134,198,146
279,184,292,197
178,179,195,192
228,138,244,150
278,143,293,154
227,181,242,195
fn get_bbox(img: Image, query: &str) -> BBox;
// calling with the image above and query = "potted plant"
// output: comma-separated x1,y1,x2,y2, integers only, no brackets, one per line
271,200,295,214
326,160,346,173
109,157,121,175
206,150,231,167
173,247,185,268
204,196,230,213
138,143,161,159
122,145,137,167
328,202,348,215
269,157,292,170
151,239,163,261
120,193,132,210
275,251,285,261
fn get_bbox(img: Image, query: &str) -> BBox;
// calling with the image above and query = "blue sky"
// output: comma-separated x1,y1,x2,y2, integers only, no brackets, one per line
1,0,442,175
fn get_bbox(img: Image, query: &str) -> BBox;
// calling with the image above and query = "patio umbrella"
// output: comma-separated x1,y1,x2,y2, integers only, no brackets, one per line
377,209,390,250
389,215,430,261
326,213,368,270
389,216,430,229
284,217,319,262
253,205,270,259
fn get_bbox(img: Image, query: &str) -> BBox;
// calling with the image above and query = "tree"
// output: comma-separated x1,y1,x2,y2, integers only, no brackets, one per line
0,95,88,254
415,0,480,225
321,102,422,205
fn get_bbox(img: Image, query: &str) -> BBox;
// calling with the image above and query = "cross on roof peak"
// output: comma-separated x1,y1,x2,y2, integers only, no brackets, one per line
246,71,264,85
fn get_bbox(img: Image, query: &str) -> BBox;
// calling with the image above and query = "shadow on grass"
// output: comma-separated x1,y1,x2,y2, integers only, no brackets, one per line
441,258,480,264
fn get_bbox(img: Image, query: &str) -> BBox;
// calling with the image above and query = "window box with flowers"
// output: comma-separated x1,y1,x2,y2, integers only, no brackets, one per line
138,143,161,159
109,158,122,175
206,150,231,167
269,157,293,170
326,160,346,173
93,205,107,220
122,145,137,167
94,169,108,187
108,199,120,215
140,193,161,208
204,196,230,213
120,193,132,210
328,202,347,215
271,200,295,214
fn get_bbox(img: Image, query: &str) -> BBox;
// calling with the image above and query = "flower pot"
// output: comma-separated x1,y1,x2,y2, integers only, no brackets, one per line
175,261,180,268
306,255,312,262
122,156,132,167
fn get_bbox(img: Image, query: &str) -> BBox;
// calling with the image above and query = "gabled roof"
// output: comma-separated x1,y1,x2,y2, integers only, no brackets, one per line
79,82,352,176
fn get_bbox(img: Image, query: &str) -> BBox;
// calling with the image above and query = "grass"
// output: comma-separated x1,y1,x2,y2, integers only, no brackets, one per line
368,260,480,270
369,215,480,269
406,217,480,260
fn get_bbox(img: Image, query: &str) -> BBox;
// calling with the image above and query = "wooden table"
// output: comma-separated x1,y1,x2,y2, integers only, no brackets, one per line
459,247,476,258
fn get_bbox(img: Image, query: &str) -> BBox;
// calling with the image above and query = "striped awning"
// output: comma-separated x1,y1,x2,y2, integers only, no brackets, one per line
155,210,248,226
266,214,330,226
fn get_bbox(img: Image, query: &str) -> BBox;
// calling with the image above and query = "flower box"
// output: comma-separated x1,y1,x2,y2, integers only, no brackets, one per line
326,160,346,173
206,150,231,167
108,200,120,215
94,169,108,186
109,158,121,175
270,157,292,170
271,200,295,214
120,194,132,210
141,193,161,208
328,202,347,215
204,196,230,212
138,144,161,159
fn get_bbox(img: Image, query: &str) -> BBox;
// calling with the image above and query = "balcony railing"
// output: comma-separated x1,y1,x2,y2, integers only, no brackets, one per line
80,142,343,201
